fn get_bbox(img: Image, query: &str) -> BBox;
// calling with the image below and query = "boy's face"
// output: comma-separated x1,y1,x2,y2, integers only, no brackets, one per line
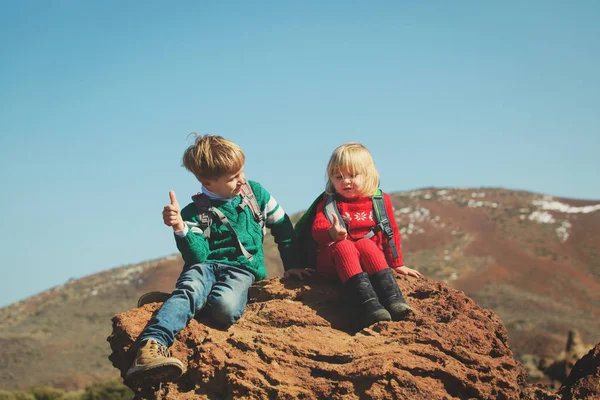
332,169,364,199
203,168,246,198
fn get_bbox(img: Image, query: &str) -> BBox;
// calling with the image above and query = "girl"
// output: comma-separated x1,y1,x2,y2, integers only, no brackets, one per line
312,142,422,327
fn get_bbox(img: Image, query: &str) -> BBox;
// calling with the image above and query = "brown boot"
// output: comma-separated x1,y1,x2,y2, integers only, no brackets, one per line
125,339,185,384
137,291,171,307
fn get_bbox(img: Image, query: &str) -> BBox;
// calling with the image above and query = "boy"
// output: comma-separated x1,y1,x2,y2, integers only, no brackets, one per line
126,134,310,384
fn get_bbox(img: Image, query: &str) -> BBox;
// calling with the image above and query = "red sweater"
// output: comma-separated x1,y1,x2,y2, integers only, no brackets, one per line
311,192,404,267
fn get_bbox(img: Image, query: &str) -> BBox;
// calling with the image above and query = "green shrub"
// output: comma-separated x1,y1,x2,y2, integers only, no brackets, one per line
81,380,132,400
29,387,65,400
11,391,36,400
60,392,82,400
0,390,16,400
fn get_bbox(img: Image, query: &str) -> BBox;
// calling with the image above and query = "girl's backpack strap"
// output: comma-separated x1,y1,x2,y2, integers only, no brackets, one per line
324,194,346,227
372,189,399,259
325,194,378,241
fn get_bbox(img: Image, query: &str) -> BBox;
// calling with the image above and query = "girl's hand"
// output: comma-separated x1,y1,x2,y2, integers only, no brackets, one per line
393,265,422,278
283,269,314,280
163,190,185,232
328,213,348,241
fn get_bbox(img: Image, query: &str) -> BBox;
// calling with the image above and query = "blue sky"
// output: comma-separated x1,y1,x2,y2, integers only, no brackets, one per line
1,1,598,308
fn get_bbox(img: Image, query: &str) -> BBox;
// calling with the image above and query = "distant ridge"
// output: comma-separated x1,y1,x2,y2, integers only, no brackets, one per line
0,187,598,390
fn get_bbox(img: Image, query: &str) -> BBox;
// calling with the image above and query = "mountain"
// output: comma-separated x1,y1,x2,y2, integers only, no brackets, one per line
0,187,598,391
0,256,184,390
279,188,600,360
386,188,600,361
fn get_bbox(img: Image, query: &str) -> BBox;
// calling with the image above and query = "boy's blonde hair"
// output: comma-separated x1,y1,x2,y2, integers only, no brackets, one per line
325,142,380,197
182,134,245,181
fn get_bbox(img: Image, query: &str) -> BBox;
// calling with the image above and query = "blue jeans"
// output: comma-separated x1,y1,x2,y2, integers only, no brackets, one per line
139,263,255,348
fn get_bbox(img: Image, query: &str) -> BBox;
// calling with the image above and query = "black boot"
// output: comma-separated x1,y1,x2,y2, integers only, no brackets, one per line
370,268,413,321
345,272,391,327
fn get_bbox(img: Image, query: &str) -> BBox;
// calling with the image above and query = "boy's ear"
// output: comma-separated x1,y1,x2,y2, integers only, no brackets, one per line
200,178,211,188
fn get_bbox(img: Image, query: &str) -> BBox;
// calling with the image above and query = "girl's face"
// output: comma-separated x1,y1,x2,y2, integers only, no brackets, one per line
332,169,364,199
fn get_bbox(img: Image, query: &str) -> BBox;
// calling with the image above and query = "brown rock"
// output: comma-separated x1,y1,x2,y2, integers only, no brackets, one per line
542,330,596,386
108,275,527,399
559,342,600,400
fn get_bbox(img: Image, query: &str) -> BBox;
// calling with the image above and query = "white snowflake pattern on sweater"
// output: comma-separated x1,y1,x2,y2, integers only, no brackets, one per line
342,211,375,222
354,211,368,221
342,212,352,223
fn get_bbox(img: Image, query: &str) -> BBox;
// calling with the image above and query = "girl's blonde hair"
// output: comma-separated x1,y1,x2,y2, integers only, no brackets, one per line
325,142,380,196
182,133,245,181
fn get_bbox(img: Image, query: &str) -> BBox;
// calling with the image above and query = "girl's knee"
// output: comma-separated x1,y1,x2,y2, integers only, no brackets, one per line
331,240,356,253
355,238,379,252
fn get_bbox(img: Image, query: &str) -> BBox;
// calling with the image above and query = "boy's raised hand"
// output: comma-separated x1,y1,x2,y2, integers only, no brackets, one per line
163,190,185,232
328,213,348,241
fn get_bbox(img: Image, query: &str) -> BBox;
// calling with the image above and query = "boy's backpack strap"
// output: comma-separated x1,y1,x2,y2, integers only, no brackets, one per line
237,182,266,234
192,192,255,261
210,207,255,261
372,189,399,259
191,193,212,238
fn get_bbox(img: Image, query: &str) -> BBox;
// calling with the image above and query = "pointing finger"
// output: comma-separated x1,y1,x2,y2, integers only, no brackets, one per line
331,213,339,227
169,190,179,208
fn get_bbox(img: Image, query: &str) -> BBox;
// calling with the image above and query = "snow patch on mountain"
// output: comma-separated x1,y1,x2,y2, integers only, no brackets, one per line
533,196,600,214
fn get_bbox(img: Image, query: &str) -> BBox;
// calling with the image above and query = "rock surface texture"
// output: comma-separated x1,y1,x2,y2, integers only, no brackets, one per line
558,342,600,400
108,274,536,399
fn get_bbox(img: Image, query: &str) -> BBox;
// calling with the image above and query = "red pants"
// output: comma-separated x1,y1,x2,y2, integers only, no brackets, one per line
315,238,388,283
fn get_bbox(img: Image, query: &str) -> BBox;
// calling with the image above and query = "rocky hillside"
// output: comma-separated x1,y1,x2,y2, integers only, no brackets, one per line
108,275,599,399
273,188,600,364
0,187,598,391
0,256,185,390
388,188,600,363
109,275,528,399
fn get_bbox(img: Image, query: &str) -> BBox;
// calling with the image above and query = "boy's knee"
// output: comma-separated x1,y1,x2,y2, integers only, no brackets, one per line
174,278,203,298
210,296,242,326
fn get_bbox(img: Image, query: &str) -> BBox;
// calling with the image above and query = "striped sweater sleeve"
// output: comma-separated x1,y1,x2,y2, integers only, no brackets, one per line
249,181,299,270
173,202,211,266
